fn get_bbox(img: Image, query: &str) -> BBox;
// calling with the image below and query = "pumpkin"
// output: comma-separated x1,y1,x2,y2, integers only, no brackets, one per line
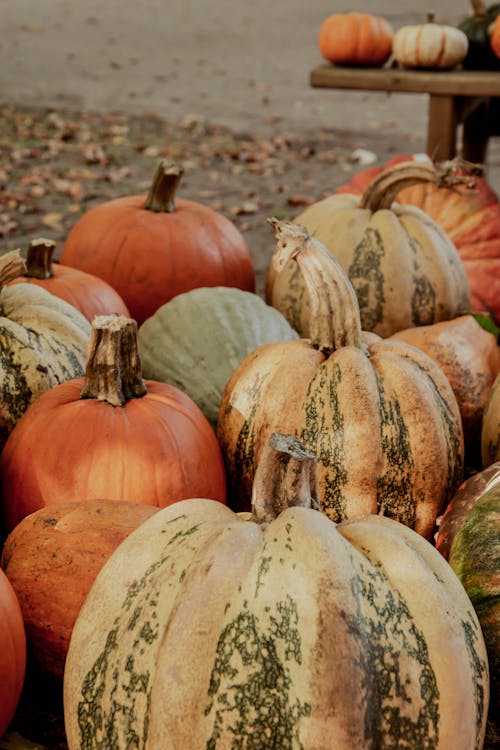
219,220,464,540
266,161,471,338
63,433,489,750
336,154,500,324
490,13,500,56
0,568,26,739
482,369,500,466
318,12,393,66
8,237,130,322
0,249,91,451
459,0,500,69
0,314,227,533
60,160,256,325
137,286,299,428
448,484,499,733
392,13,469,70
436,461,500,559
390,314,500,457
1,499,158,680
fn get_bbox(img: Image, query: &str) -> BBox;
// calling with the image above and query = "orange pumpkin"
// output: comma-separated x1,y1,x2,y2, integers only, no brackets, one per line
61,161,255,325
318,12,394,66
8,238,130,322
490,14,500,57
0,315,227,532
1,499,158,679
0,568,26,737
336,154,500,324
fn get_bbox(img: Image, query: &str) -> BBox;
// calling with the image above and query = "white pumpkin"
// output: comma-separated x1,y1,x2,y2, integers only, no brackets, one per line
393,15,469,69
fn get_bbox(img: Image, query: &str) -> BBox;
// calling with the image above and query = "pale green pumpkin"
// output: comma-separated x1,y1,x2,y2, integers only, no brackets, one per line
137,286,298,427
63,434,489,750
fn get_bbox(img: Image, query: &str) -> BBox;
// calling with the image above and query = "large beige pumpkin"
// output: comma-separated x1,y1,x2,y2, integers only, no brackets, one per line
219,221,464,540
266,161,471,338
63,434,489,750
0,250,91,449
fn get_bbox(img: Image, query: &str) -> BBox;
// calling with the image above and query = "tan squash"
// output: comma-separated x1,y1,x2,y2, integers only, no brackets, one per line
219,221,464,540
482,370,500,466
392,13,469,69
63,434,489,750
266,161,471,338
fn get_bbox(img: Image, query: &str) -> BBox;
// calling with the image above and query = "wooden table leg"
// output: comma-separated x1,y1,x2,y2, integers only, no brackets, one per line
427,95,459,160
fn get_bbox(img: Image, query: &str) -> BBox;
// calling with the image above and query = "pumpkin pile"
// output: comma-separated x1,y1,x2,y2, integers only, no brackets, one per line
0,136,499,747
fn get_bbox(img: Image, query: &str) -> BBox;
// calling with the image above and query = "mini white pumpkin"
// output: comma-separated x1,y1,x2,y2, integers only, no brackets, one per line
393,14,469,69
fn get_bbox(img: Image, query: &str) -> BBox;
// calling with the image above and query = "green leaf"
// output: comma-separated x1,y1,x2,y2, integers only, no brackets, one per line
471,311,500,342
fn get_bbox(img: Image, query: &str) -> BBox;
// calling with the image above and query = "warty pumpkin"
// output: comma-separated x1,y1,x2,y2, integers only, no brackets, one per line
8,237,130,322
0,249,91,450
266,161,471,338
137,286,298,428
391,314,500,457
60,160,256,325
1,499,158,680
0,568,26,739
63,433,489,750
0,314,227,532
336,154,500,324
482,369,500,466
219,220,464,540
318,11,393,66
392,13,469,70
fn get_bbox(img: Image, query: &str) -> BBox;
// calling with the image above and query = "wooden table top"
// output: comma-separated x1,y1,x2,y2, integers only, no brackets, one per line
310,63,500,97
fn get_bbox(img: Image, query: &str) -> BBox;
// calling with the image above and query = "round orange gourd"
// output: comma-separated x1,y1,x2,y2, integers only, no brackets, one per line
490,14,500,57
318,12,393,66
0,568,26,738
8,238,130,322
0,315,227,532
1,499,158,679
61,160,255,325
337,154,500,324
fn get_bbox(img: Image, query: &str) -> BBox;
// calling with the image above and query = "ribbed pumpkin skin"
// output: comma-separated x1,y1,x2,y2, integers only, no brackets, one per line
1,499,158,679
318,12,393,66
391,315,500,450
482,371,500,467
8,262,130,322
0,378,227,532
138,287,299,428
392,23,469,69
61,195,255,326
267,196,470,338
0,284,91,449
63,501,489,750
448,487,499,728
0,568,26,738
218,335,463,539
336,155,500,323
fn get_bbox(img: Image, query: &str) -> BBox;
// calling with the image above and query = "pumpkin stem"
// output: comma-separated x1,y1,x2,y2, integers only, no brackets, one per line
268,218,363,355
360,160,478,211
144,160,183,213
0,249,26,288
251,433,320,524
470,0,487,17
25,238,56,279
80,315,147,406
426,12,435,23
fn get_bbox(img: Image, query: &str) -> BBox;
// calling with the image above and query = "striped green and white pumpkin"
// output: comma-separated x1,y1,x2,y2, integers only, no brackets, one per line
218,221,464,540
0,250,91,448
266,161,471,338
137,287,298,428
482,370,500,468
63,434,489,750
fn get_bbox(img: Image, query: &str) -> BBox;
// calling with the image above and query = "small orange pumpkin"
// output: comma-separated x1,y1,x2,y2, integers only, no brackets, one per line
318,12,394,66
8,238,130,322
0,568,26,737
490,14,500,57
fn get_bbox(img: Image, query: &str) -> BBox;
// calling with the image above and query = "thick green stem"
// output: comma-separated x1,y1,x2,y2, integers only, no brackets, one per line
25,238,56,279
144,160,183,212
470,0,487,17
0,249,26,287
251,433,320,525
360,160,477,212
269,218,363,355
80,315,147,406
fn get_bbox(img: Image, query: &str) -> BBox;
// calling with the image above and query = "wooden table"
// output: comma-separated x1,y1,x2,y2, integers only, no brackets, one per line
310,64,500,163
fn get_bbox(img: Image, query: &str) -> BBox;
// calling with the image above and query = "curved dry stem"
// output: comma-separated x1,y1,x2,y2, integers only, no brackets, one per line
144,160,183,212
